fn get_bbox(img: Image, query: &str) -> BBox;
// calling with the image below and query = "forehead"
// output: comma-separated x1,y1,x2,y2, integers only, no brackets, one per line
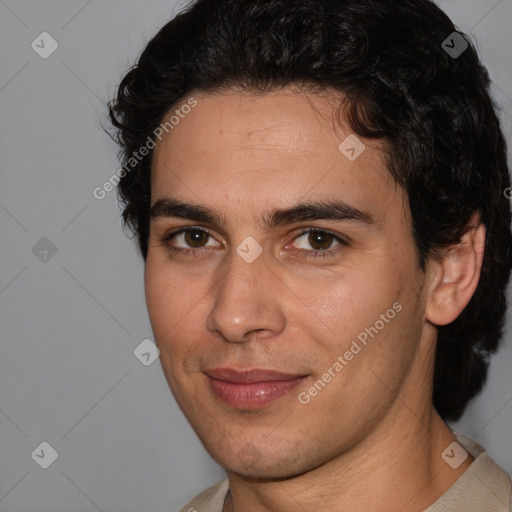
150,88,402,229
153,88,362,164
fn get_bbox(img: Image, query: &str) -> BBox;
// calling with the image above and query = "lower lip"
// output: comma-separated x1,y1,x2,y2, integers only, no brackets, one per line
207,376,308,409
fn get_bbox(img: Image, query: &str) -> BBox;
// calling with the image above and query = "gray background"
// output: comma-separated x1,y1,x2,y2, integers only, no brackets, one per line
0,1,511,510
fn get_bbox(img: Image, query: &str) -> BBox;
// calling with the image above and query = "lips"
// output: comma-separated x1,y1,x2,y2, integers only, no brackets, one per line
204,368,308,383
204,368,309,409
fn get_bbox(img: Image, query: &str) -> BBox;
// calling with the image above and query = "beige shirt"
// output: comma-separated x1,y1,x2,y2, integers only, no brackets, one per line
178,431,512,511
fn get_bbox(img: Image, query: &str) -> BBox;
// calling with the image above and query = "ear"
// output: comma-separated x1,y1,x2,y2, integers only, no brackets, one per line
425,212,486,326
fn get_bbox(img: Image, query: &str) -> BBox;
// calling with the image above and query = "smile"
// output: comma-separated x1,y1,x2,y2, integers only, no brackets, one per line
204,368,310,409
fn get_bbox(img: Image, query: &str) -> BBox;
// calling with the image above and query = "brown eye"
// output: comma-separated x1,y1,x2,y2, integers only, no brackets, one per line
294,229,341,252
161,227,219,253
183,229,210,248
308,231,335,250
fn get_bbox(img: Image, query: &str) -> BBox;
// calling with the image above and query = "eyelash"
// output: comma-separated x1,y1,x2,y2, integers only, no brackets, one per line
158,227,346,260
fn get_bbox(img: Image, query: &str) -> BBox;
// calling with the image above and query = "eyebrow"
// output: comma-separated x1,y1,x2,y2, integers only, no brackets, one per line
150,197,379,230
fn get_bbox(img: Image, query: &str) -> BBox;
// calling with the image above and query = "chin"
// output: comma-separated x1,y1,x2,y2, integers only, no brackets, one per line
209,438,316,481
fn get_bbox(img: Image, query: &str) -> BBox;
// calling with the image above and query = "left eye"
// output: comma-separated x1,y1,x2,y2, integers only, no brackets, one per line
292,229,342,252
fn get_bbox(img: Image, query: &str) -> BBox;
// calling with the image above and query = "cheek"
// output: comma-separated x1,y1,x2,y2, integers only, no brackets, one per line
144,263,168,331
144,261,187,342
144,261,208,365
302,256,419,381
299,260,404,343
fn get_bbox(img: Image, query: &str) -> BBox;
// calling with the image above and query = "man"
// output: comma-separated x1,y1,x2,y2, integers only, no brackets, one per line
108,0,512,510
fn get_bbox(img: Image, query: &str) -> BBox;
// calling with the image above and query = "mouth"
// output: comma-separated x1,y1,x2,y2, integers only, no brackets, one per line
204,368,310,409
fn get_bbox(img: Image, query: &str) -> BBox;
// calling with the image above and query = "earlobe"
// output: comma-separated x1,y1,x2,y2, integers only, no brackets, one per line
426,212,486,326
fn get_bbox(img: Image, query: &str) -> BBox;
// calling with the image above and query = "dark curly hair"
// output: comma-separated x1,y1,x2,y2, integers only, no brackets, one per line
107,0,512,421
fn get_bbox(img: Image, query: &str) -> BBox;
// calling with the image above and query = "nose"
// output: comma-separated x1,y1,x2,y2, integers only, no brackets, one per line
205,247,286,343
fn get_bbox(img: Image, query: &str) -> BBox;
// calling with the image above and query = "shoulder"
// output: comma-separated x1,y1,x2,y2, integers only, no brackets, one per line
425,430,511,511
177,478,230,512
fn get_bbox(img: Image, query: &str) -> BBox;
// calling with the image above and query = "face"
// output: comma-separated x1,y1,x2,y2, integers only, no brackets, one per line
145,87,429,479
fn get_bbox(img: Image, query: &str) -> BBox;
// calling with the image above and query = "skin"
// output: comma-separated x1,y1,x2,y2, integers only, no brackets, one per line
145,87,485,511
